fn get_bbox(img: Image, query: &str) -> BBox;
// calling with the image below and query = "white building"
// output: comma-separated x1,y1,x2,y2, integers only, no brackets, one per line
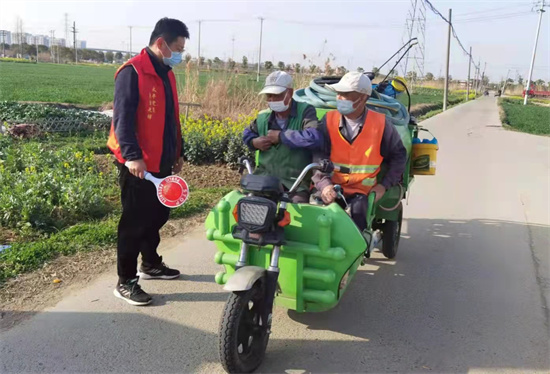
0,30,11,45
11,32,33,45
55,38,66,47
34,35,50,47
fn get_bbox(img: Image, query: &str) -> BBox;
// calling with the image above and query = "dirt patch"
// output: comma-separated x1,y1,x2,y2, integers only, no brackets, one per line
176,162,241,189
410,102,442,117
0,228,18,245
0,213,207,331
94,155,241,189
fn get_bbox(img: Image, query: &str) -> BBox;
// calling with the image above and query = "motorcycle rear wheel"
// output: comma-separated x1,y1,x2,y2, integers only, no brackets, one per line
381,208,403,259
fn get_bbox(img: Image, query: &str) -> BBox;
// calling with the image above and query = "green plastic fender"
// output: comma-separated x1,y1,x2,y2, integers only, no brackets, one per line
206,190,367,313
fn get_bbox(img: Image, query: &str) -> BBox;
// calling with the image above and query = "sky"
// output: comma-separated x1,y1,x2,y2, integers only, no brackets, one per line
1,0,549,82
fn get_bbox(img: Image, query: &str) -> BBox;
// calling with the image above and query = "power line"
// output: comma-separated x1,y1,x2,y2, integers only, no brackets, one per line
453,11,534,23
269,17,403,29
453,4,531,18
424,0,471,58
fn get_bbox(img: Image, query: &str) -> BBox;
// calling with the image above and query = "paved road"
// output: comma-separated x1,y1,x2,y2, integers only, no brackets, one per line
1,97,549,373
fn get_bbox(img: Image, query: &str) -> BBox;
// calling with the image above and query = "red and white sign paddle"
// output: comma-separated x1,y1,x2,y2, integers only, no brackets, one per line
144,172,189,208
125,163,189,208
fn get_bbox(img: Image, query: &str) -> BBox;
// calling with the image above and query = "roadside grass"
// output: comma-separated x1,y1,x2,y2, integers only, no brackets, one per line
498,98,550,136
0,133,236,283
0,186,232,283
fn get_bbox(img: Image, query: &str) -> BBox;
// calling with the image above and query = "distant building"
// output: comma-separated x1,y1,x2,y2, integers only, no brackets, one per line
77,40,87,49
0,30,11,45
11,32,33,45
24,33,33,44
34,35,50,47
55,38,66,47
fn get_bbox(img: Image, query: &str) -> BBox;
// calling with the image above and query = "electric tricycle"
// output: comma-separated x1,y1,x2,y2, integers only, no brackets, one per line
205,40,431,373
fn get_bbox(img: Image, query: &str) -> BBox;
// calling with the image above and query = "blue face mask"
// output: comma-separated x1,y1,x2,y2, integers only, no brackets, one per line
336,97,362,115
162,41,183,67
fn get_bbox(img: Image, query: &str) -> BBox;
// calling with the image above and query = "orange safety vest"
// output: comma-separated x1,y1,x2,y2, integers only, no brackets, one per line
107,48,182,173
326,109,385,195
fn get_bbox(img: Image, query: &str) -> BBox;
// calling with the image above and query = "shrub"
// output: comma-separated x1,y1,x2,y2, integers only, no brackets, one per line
0,135,117,234
181,113,255,165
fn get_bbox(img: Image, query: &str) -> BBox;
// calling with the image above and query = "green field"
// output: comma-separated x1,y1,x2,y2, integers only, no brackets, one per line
0,62,118,106
0,62,264,107
499,98,550,136
1,61,469,110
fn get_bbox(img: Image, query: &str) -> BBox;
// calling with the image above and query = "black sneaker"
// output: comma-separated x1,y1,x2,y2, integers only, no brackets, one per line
138,256,181,280
113,278,152,306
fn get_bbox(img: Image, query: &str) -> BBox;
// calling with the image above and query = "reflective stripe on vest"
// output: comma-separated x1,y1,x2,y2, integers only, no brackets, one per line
107,48,182,173
326,109,385,195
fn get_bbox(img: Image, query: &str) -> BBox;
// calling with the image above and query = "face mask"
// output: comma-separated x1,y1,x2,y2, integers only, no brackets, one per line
162,40,183,67
336,97,363,115
268,91,290,112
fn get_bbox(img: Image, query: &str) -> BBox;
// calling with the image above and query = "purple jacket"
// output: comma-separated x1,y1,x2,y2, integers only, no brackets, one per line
243,100,323,150
312,109,407,192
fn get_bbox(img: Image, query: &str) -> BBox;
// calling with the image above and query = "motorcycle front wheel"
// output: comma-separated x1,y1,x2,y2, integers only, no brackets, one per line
219,282,269,373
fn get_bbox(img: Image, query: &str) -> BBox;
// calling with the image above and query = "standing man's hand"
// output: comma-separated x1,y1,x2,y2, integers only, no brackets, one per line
126,159,147,179
267,130,281,144
252,137,273,151
371,184,386,203
172,156,184,174
321,185,337,204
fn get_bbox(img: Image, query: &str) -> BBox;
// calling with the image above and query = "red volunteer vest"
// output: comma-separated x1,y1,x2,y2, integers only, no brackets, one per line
107,48,182,173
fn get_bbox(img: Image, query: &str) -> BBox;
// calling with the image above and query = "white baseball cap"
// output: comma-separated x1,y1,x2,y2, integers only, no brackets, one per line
259,71,293,95
328,71,372,95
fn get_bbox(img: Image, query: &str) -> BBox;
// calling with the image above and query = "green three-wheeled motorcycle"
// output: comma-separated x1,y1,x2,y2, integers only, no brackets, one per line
205,40,433,373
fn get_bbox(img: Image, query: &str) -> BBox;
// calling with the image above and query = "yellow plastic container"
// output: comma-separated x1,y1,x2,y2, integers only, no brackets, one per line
412,142,438,175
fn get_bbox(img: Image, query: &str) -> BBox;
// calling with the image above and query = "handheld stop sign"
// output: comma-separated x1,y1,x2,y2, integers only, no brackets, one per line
145,172,189,208
126,162,189,208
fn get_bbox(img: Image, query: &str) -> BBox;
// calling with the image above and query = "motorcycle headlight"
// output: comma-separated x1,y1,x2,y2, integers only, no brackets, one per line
240,202,269,226
236,197,277,233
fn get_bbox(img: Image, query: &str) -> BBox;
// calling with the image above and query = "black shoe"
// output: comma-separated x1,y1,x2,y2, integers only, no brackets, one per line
138,256,181,280
113,278,152,306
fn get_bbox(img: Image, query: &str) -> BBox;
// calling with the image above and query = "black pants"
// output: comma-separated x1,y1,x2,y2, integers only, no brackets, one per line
116,163,171,283
339,193,369,232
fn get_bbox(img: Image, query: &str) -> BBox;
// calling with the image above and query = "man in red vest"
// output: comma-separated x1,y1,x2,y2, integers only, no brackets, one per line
312,72,407,232
107,18,189,306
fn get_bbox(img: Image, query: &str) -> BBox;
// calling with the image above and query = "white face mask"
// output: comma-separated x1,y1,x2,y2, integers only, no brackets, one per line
336,96,363,115
268,91,290,112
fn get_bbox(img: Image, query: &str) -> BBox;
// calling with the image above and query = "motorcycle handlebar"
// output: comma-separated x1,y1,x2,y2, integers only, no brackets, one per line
238,156,254,175
287,160,351,195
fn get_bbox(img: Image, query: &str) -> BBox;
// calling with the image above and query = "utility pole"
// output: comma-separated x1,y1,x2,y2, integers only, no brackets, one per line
231,35,235,60
502,68,511,94
198,20,202,64
35,36,39,63
1,31,5,57
72,21,78,63
50,30,55,62
524,0,546,105
466,46,472,101
443,8,452,111
257,17,264,82
480,62,487,91
64,13,69,47
475,59,481,95
129,26,132,57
